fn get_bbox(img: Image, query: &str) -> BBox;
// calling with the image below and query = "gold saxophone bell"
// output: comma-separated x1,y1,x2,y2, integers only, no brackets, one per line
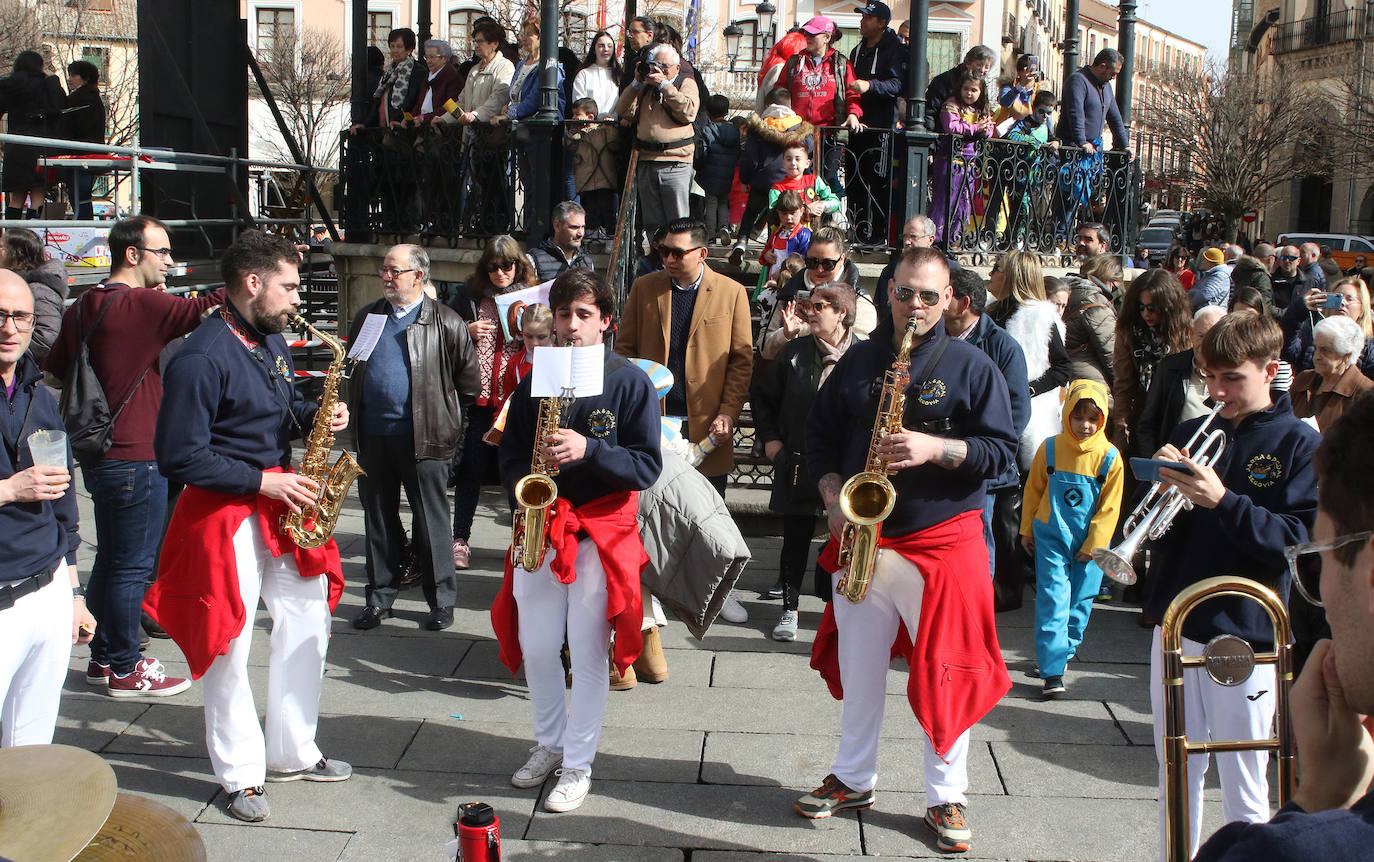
510,394,566,571
1160,576,1294,861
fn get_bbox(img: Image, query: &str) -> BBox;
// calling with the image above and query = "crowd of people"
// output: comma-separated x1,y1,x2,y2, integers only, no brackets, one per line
348,8,1133,258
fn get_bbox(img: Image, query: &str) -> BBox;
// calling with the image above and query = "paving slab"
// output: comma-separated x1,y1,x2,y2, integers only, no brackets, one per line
523,781,863,855
197,824,354,862
51,698,149,752
990,741,1158,799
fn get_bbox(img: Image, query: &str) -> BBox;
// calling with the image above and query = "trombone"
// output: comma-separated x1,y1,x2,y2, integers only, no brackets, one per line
1092,403,1228,585
1160,576,1295,861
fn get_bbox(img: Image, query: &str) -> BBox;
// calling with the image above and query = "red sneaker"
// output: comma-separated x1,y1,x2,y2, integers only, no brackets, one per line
108,657,191,698
85,660,111,687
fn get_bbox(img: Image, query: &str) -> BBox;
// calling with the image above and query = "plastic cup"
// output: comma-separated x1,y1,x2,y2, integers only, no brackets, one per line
28,429,67,468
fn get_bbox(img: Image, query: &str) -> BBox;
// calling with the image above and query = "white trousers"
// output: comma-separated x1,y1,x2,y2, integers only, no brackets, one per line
1149,627,1276,861
0,565,71,747
830,550,971,803
513,538,611,775
202,516,331,792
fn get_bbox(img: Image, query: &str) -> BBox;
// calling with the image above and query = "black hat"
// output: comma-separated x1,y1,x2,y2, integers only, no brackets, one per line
854,1,892,21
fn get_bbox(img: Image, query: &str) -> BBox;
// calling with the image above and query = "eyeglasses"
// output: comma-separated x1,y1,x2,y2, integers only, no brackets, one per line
486,260,516,273
1139,302,1158,314
137,246,173,259
660,245,703,260
379,267,416,279
892,285,943,306
1286,530,1373,606
805,256,841,270
0,310,36,331
1279,255,1299,262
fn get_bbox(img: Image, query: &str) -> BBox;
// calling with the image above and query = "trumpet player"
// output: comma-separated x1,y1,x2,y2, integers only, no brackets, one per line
1143,312,1320,859
799,247,1016,854
490,270,662,813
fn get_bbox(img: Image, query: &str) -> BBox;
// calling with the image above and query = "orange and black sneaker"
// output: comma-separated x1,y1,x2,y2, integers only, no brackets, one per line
924,801,972,853
794,773,875,819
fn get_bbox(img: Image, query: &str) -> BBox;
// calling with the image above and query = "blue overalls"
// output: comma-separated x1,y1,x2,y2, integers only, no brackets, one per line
1033,439,1116,679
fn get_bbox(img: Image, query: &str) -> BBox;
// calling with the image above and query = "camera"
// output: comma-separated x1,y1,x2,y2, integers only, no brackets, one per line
637,60,667,77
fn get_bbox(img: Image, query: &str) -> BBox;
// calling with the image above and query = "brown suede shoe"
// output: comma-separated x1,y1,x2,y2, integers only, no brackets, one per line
632,625,669,683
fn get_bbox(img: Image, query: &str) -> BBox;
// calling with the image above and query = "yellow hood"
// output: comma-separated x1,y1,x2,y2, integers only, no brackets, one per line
1061,378,1112,453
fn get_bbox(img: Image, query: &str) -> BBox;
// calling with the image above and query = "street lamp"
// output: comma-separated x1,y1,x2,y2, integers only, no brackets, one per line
756,0,775,37
724,22,744,70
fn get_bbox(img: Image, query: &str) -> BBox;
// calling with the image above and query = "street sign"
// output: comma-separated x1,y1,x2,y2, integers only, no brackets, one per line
1242,209,1259,223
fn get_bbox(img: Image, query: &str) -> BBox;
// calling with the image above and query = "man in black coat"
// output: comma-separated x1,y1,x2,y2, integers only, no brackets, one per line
846,1,907,245
924,45,995,127
61,60,106,221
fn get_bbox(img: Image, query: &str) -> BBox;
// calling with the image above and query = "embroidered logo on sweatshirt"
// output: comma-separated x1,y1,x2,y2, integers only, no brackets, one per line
917,379,947,406
1245,454,1283,488
588,408,616,438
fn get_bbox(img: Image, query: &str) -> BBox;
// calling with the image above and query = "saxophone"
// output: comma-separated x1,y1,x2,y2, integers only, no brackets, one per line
835,315,919,603
281,314,365,549
510,394,565,571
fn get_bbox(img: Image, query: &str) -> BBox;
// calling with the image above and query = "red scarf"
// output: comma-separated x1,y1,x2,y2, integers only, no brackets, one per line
144,469,344,679
491,491,647,674
810,509,1010,757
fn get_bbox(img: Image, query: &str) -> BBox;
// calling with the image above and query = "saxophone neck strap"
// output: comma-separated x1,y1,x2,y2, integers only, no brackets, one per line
221,307,291,383
912,331,950,393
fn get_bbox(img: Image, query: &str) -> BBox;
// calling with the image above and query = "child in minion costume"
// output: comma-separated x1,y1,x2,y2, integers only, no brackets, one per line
1019,379,1125,698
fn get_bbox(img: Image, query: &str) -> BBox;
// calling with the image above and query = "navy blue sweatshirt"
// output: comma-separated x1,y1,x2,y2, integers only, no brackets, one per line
847,29,907,129
1,355,79,581
1143,394,1319,649
1192,791,1374,862
499,347,663,506
1055,66,1129,148
806,322,1017,537
155,303,319,496
964,314,1031,488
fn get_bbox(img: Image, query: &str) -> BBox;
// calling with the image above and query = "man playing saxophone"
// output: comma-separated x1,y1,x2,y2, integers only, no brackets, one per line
490,269,662,814
145,231,352,824
798,247,1017,854
1143,312,1319,859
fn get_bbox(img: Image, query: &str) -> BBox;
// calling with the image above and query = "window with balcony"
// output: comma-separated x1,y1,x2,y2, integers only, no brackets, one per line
929,32,962,80
256,8,296,64
448,9,481,57
733,20,765,69
368,11,394,53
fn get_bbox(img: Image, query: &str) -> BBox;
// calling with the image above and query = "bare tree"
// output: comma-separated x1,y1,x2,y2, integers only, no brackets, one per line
34,0,139,147
251,25,350,170
1135,62,1325,238
0,0,41,73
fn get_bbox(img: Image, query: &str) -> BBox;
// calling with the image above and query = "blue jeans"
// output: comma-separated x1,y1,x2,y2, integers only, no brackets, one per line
80,458,168,674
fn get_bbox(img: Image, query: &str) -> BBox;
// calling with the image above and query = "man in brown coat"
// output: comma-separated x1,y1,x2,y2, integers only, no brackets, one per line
615,217,752,493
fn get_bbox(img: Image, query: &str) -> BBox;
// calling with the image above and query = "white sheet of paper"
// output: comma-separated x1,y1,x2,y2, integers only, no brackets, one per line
347,313,388,361
530,345,604,397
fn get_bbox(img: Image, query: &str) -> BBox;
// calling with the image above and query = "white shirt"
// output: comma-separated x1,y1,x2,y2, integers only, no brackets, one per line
389,295,423,319
420,67,439,115
572,63,619,119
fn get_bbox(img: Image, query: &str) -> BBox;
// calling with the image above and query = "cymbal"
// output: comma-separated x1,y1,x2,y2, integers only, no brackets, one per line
73,793,206,862
0,744,116,862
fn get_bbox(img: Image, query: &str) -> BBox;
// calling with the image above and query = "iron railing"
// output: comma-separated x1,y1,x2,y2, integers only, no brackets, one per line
1272,7,1370,54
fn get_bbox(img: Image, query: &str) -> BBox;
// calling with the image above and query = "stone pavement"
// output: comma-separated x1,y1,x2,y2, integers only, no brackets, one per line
53,485,1264,862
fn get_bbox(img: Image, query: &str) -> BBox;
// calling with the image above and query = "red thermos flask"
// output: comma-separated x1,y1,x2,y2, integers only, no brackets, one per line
456,802,500,861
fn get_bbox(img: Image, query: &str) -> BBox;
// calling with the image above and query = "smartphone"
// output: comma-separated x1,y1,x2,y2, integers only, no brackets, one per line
1323,292,1344,310
1130,457,1195,483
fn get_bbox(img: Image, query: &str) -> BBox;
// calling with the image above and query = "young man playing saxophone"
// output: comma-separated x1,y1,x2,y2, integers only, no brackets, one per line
144,231,352,823
491,269,663,813
798,246,1017,853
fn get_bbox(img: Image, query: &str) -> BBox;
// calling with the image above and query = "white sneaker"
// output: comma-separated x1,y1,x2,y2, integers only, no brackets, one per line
719,592,749,624
544,767,590,812
772,610,798,641
511,744,562,788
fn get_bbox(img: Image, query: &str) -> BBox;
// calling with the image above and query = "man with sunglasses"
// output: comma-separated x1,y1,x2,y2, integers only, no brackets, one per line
44,215,224,698
1273,245,1316,330
799,246,1016,853
1142,312,1319,859
346,244,479,633
1190,395,1374,859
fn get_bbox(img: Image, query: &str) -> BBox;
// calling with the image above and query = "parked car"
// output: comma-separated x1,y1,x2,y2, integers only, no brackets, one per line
1276,233,1374,272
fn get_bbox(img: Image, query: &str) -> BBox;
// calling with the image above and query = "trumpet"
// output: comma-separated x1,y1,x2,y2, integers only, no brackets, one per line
1091,403,1227,585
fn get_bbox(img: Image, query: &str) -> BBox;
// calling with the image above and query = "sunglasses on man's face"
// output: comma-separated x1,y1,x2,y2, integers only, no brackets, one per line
1279,255,1299,262
805,256,840,270
660,245,703,260
892,285,943,306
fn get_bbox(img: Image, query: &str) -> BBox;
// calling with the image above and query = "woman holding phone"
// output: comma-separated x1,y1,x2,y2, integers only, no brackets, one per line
1282,276,1374,379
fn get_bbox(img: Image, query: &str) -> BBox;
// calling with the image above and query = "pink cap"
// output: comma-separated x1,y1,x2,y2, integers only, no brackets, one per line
800,15,835,35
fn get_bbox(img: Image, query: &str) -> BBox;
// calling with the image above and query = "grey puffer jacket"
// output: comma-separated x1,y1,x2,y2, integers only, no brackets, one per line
19,259,68,363
1062,273,1117,386
637,453,751,638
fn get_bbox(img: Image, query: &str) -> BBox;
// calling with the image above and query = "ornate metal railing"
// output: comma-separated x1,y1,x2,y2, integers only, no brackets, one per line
926,136,1138,257
1272,7,1370,54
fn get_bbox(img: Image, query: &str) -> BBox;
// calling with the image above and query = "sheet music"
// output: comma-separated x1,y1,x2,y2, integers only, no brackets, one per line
346,313,387,361
530,345,604,397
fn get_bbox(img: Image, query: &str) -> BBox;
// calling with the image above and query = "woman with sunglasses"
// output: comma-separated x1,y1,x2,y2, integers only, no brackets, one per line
986,251,1071,470
1111,269,1191,454
751,283,862,641
446,235,537,568
759,227,872,359
1164,245,1194,292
